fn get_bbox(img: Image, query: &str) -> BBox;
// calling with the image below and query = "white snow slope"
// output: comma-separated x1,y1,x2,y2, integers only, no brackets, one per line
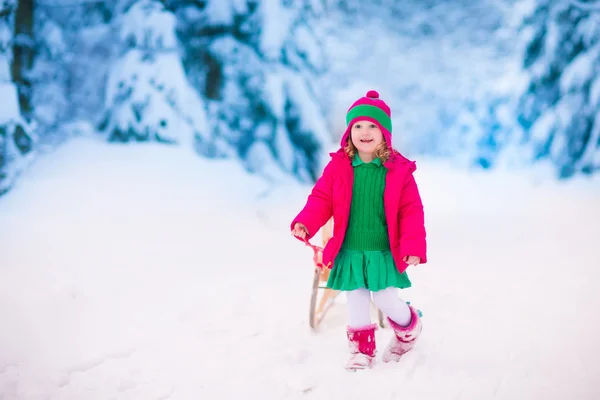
1,137,599,399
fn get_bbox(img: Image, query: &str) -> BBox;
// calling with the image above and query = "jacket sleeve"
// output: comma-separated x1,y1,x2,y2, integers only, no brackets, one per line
290,161,334,241
398,173,427,263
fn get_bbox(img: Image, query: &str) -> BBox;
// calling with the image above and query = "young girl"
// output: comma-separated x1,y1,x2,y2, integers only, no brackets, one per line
290,90,427,371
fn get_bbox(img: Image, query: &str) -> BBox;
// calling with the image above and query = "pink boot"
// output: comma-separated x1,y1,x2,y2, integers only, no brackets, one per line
346,324,377,371
382,305,422,363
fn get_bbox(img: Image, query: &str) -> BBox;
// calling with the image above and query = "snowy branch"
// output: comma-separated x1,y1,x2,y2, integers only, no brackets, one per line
569,0,600,11
0,6,12,18
36,0,105,7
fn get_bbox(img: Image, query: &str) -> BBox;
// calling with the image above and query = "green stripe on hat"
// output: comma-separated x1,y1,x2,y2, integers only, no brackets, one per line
346,104,392,132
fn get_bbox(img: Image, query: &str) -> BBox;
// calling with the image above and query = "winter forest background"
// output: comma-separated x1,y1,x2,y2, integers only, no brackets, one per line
1,1,600,398
0,0,599,196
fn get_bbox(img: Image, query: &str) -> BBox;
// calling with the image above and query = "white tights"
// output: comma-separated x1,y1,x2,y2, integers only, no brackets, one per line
346,288,412,328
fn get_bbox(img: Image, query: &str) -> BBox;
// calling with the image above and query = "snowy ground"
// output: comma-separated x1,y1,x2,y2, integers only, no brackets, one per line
1,137,599,399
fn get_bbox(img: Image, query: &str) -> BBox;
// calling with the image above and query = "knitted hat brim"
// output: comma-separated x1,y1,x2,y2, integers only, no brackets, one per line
346,104,392,132
340,116,392,148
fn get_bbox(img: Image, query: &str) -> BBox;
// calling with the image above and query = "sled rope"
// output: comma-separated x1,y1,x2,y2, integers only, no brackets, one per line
303,237,325,269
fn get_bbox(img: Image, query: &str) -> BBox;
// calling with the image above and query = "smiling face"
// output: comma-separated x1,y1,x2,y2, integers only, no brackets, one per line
350,120,384,160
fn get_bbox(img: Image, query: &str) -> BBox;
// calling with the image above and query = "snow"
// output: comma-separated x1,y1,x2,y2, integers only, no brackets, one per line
0,84,20,124
560,47,598,93
285,23,325,72
576,118,600,170
575,14,600,47
0,8,20,124
556,92,584,128
543,15,560,67
590,74,600,107
284,70,330,147
570,0,600,12
0,43,11,81
259,0,294,60
245,140,289,183
530,109,556,143
263,68,286,118
119,0,178,50
273,122,296,172
0,80,34,196
202,0,237,26
1,137,600,399
505,0,537,28
37,20,67,58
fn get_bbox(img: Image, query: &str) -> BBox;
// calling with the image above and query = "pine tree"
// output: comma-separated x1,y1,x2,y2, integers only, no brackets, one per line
0,0,34,195
31,1,134,146
27,5,70,146
170,0,331,183
518,0,600,178
98,0,210,146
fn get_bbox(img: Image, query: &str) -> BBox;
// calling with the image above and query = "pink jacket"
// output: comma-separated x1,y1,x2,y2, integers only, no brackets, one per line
290,149,427,274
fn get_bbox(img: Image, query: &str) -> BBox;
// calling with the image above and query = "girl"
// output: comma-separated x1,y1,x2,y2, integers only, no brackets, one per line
290,90,427,371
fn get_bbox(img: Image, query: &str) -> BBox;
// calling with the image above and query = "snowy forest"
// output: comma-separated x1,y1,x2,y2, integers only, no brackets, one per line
1,0,599,196
1,2,600,398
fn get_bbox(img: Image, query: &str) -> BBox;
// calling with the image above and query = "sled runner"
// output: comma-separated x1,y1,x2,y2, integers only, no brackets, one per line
304,219,385,330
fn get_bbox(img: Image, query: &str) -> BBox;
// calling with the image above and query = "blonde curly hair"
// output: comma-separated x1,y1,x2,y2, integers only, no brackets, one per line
344,137,392,164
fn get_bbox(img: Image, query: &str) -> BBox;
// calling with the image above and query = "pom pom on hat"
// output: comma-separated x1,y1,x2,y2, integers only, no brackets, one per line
366,90,379,99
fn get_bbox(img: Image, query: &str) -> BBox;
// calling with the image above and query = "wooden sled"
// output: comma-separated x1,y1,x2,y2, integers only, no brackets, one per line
308,218,385,330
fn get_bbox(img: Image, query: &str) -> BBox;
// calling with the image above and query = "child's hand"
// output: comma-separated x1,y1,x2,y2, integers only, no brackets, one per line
403,255,420,266
292,223,309,239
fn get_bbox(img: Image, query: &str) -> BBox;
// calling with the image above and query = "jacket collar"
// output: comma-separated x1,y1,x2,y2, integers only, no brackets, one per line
328,148,415,173
352,155,383,167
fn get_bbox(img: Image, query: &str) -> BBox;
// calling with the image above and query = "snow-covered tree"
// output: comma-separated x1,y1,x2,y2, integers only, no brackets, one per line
29,1,133,146
517,0,600,178
170,0,331,183
98,0,210,146
27,10,70,147
0,0,34,195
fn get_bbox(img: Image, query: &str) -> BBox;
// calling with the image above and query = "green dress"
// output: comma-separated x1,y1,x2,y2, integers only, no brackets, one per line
326,156,411,292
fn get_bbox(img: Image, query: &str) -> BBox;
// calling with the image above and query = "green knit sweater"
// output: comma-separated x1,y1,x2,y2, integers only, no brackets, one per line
340,156,390,251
